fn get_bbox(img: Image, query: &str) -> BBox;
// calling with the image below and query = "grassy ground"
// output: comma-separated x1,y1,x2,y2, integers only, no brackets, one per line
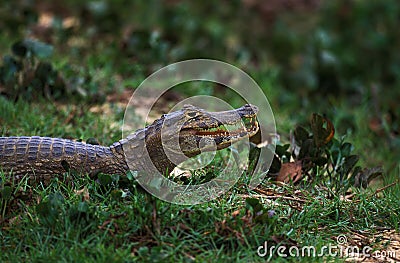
1,91,399,262
1,1,400,262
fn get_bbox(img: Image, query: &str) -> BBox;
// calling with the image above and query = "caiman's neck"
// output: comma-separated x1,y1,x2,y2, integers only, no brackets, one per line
118,126,182,175
145,135,178,175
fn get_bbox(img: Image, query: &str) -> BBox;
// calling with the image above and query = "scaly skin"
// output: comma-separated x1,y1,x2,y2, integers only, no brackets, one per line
0,104,259,183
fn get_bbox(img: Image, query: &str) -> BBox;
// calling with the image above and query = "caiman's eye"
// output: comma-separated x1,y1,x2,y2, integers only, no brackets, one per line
187,112,198,118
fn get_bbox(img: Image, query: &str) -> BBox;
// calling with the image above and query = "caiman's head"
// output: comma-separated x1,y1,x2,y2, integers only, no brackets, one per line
121,104,260,174
152,104,259,158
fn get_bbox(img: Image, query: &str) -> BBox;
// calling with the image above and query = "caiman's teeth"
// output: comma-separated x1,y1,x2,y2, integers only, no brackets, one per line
192,116,258,138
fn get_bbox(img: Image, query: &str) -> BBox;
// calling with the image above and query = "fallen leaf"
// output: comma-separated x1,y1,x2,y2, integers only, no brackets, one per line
276,161,303,183
74,187,90,201
231,210,241,218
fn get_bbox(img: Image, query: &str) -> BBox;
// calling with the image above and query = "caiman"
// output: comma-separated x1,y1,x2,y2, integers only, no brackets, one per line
0,104,259,183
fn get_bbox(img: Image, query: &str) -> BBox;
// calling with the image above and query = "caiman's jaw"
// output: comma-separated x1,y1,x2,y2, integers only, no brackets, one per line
178,104,259,156
184,116,258,141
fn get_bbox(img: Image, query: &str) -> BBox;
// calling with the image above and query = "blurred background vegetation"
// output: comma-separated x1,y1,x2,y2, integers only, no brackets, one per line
0,0,398,173
1,1,400,261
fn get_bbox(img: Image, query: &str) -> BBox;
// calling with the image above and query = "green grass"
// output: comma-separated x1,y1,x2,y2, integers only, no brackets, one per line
1,171,398,262
0,97,122,143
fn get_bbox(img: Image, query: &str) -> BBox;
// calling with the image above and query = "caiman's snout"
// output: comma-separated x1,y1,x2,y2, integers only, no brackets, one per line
178,104,260,155
238,104,259,117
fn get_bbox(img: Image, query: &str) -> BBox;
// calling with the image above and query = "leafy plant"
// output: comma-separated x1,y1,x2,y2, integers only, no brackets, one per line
272,113,377,194
36,192,65,227
0,39,112,102
0,39,66,101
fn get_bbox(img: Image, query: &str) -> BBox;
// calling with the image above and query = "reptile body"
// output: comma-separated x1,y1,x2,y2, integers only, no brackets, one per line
0,104,259,182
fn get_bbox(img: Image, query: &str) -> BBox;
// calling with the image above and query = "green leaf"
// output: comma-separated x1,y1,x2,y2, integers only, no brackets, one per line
98,173,113,186
36,200,51,217
36,193,64,226
245,197,259,207
298,138,314,159
48,192,65,206
11,41,28,58
269,155,281,174
149,246,169,261
340,142,353,157
343,155,359,175
314,157,328,166
331,149,341,164
127,170,138,181
24,39,54,59
111,174,120,182
1,186,12,200
245,197,263,213
2,55,22,78
137,246,150,257
77,201,89,213
294,126,309,144
35,62,54,82
30,78,43,89
111,189,122,201
86,137,100,145
276,144,290,158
